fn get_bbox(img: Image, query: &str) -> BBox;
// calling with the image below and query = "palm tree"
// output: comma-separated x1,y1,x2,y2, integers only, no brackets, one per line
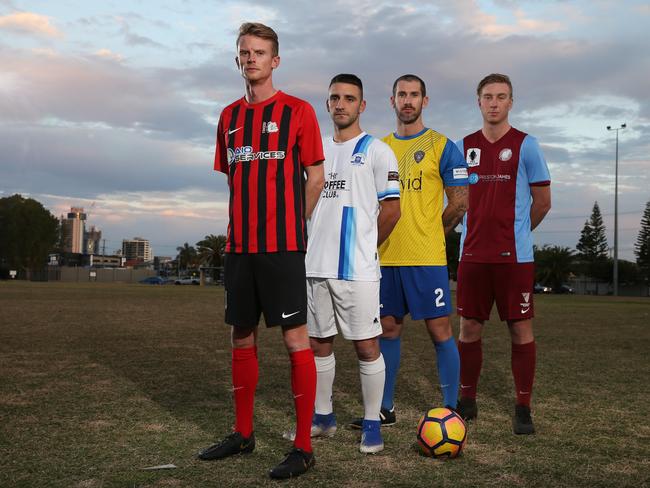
176,242,198,272
534,245,575,290
196,234,227,268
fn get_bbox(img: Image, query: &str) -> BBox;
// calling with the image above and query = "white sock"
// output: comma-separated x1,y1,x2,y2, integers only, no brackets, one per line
359,354,385,421
314,353,336,415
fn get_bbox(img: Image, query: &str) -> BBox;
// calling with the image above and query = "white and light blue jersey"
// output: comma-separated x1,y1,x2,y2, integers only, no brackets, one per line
306,132,400,281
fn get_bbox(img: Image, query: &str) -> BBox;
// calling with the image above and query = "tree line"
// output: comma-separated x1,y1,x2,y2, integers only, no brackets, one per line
175,235,227,273
533,201,650,290
2,194,650,288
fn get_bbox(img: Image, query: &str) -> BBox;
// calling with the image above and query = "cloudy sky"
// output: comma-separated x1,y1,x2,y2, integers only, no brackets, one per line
1,0,648,260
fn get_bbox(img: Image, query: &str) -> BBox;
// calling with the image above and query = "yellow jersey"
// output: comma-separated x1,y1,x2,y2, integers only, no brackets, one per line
379,128,468,266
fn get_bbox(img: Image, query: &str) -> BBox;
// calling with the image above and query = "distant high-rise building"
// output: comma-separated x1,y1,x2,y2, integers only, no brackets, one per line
61,207,86,254
85,226,102,255
122,237,153,262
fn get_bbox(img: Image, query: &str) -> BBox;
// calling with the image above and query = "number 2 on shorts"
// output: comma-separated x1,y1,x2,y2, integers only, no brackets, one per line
434,288,445,308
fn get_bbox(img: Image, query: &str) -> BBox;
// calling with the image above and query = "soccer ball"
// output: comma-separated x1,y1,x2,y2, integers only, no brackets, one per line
416,407,467,459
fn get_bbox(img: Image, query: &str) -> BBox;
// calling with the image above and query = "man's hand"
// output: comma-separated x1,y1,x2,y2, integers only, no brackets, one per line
304,161,325,219
377,198,400,245
530,185,551,230
442,185,468,235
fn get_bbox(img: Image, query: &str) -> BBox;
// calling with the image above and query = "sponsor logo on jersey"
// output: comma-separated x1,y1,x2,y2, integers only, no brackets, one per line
466,148,481,167
468,173,479,184
351,153,366,165
322,172,347,198
453,168,468,179
414,150,425,163
388,171,399,182
480,174,511,182
262,121,279,133
228,145,286,165
400,170,422,191
499,148,513,161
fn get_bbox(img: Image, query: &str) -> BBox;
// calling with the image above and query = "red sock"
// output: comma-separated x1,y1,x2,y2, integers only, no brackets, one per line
511,341,536,407
232,346,258,438
458,339,482,399
290,348,316,453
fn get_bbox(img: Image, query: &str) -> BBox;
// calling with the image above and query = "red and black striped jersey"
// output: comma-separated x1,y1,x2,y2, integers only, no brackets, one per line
215,91,324,254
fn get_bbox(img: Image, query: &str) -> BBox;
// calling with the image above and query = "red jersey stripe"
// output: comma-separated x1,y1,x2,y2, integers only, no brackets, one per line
214,91,323,254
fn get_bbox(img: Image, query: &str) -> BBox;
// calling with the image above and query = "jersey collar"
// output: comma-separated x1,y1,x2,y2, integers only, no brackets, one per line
392,127,428,140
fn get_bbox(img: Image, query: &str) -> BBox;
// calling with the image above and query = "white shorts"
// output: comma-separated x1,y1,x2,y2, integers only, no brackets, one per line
306,278,382,341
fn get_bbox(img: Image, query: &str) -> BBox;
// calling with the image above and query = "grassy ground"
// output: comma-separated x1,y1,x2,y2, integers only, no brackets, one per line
0,282,648,487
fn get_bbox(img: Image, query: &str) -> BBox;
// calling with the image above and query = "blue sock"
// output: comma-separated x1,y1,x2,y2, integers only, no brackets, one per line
379,337,401,411
434,336,460,408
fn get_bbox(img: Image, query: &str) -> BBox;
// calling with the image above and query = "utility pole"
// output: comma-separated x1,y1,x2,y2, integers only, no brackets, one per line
606,123,626,296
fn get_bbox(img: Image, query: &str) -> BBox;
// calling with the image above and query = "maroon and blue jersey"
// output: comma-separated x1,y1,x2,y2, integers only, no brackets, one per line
456,127,550,263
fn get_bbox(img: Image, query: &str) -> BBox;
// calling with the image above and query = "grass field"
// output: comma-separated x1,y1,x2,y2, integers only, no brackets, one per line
1,282,649,487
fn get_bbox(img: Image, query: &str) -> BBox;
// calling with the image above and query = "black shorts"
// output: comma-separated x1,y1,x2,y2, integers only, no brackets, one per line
224,252,307,328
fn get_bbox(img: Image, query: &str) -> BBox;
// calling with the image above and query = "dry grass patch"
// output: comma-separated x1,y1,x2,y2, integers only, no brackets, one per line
1,283,648,488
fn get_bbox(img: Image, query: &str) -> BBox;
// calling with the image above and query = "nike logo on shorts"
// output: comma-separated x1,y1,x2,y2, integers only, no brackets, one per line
282,311,300,319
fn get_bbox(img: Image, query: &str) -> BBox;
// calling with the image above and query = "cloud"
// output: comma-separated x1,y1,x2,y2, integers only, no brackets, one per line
94,48,124,62
0,11,63,38
0,47,212,140
0,124,223,197
118,20,165,48
28,189,230,256
0,0,648,260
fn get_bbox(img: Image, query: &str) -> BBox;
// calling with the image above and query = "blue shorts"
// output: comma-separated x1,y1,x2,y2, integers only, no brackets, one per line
380,266,452,320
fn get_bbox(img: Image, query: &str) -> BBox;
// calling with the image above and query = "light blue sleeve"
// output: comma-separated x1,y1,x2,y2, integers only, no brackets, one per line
374,141,401,201
455,138,465,155
440,138,469,187
521,135,551,184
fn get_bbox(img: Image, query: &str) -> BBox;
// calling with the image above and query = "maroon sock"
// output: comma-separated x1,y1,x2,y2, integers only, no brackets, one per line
290,348,316,453
511,341,536,407
458,339,482,399
232,346,258,438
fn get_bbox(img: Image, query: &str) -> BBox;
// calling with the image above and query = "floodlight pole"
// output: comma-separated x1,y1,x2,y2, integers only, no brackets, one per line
606,123,626,296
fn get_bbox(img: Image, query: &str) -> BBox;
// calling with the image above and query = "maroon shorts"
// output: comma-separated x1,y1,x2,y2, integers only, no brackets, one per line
456,261,535,322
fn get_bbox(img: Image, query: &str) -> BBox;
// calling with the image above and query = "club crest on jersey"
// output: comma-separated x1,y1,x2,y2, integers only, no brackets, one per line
262,121,279,133
466,148,481,167
520,292,531,312
414,150,425,163
351,153,366,165
499,148,513,161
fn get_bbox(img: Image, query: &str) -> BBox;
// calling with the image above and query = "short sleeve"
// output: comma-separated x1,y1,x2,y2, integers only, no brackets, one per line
440,138,469,186
214,112,228,174
521,135,551,186
373,141,401,201
455,138,465,156
297,102,325,167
